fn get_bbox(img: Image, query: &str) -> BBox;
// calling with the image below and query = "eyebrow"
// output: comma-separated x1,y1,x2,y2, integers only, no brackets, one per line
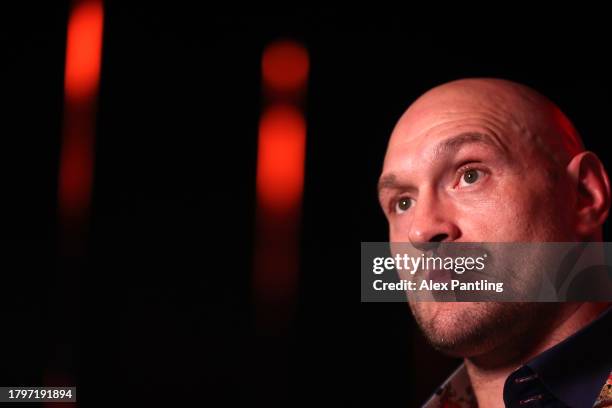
433,131,506,156
377,131,507,194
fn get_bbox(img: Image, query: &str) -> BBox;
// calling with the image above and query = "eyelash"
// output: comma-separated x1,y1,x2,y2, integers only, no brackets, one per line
455,163,488,187
390,196,413,215
389,163,488,214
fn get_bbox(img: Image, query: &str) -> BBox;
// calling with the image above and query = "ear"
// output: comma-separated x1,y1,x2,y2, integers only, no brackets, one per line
566,151,611,236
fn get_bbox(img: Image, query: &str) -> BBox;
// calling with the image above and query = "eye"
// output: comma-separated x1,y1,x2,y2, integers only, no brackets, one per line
458,168,484,187
395,197,414,214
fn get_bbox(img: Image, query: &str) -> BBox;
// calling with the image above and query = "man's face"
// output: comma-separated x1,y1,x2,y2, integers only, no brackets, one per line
378,82,576,357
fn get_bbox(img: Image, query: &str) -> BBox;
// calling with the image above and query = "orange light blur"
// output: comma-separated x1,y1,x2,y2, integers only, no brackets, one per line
255,40,309,330
58,128,95,220
256,105,306,213
58,0,103,222
262,40,309,92
64,0,104,102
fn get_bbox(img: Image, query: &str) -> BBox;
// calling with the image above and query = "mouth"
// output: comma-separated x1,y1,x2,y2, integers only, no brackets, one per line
425,268,452,283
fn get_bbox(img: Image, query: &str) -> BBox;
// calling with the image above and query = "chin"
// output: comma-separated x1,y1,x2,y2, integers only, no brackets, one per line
409,302,541,358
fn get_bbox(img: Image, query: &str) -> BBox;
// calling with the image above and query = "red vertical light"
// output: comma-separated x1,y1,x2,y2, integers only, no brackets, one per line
49,2,104,405
64,0,104,102
256,104,306,213
255,40,309,330
58,0,103,223
262,40,309,93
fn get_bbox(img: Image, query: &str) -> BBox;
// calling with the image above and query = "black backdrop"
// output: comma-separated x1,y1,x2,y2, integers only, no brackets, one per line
1,3,611,407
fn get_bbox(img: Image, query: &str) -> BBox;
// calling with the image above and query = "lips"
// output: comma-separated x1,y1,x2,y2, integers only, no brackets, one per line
426,268,452,283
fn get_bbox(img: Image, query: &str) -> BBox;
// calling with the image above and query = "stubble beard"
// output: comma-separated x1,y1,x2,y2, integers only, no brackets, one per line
410,302,560,360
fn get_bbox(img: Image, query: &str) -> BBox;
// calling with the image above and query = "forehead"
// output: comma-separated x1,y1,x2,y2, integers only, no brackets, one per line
384,110,517,170
390,91,523,142
381,80,572,178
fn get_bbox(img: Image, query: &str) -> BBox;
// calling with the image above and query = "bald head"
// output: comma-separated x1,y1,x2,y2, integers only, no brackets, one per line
388,78,584,170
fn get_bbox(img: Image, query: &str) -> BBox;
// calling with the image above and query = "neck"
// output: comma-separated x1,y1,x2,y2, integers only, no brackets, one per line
464,302,609,408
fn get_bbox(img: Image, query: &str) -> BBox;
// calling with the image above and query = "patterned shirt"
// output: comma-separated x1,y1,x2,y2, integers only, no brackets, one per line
422,308,612,408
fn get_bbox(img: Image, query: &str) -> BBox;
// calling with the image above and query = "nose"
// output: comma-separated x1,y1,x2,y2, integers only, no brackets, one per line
404,190,461,248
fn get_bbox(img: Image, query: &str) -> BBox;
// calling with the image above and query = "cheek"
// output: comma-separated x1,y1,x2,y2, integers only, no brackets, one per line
456,174,569,241
520,172,574,239
455,197,505,239
388,216,410,241
453,179,533,240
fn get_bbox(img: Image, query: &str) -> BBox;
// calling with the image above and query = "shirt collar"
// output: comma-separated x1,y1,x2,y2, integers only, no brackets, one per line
422,307,612,408
521,306,612,408
422,364,476,408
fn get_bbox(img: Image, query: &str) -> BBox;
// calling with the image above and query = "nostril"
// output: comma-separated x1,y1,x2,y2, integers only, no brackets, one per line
411,237,446,252
431,234,448,243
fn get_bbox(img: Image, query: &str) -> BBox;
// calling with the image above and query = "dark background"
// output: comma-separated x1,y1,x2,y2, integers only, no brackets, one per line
1,3,611,407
